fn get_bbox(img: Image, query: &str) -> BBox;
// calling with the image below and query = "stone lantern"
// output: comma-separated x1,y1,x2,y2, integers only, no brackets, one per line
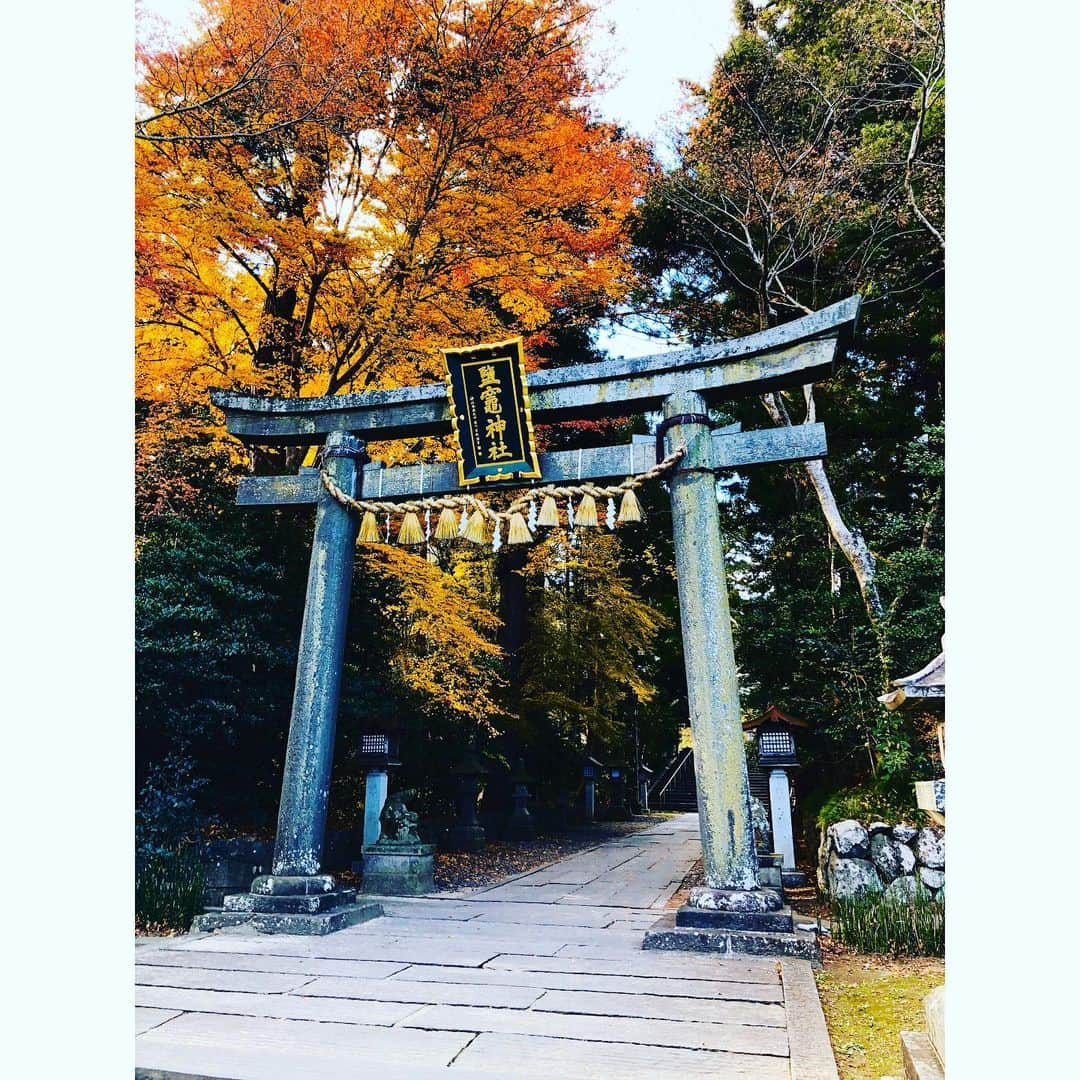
742,706,812,877
504,758,537,840
581,755,604,823
636,763,654,813
445,749,489,852
607,763,632,821
357,732,400,849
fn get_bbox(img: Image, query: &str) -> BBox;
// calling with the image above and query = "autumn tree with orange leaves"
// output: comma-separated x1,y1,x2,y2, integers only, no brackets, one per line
137,0,649,484
136,0,662,846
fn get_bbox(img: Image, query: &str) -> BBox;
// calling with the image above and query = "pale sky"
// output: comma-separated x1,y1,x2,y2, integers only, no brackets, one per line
138,0,737,357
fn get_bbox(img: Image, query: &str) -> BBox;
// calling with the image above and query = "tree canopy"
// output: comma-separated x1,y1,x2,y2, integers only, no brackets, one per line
632,0,944,787
135,0,946,850
137,0,649,483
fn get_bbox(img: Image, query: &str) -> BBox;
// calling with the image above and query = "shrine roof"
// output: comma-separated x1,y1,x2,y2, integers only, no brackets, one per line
742,705,812,731
878,652,945,710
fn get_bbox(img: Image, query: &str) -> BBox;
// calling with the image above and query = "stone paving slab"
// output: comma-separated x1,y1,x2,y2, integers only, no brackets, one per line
385,962,784,1002
382,897,630,926
782,959,842,1080
532,987,786,1027
487,950,781,982
135,985,421,1026
135,1063,496,1080
295,975,544,1008
399,1002,789,1055
135,813,839,1078
370,913,648,946
134,964,314,994
166,932,506,967
135,1013,474,1076
453,1033,792,1079
136,949,409,979
135,1007,182,1035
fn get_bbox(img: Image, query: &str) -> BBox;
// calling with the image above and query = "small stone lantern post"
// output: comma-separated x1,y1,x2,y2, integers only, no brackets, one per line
446,749,488,852
742,707,811,874
637,763,654,813
505,758,537,840
581,756,603,824
607,764,632,821
358,732,400,849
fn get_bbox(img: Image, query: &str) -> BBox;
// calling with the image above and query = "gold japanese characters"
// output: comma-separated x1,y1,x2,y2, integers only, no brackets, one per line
442,338,542,488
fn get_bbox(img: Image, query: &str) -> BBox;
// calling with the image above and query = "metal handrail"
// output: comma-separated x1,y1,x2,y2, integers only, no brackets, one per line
651,747,694,804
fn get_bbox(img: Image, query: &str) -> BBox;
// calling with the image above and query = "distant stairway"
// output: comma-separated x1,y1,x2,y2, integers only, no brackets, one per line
650,747,698,811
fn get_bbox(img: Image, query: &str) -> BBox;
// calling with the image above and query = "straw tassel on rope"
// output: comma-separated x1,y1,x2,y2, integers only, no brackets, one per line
575,490,599,527
398,511,424,546
464,508,488,544
617,487,643,523
358,510,380,543
537,494,560,527
507,511,533,545
435,506,459,540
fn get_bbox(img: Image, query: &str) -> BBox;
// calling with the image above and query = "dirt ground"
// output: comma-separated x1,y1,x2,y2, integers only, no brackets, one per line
815,947,944,1080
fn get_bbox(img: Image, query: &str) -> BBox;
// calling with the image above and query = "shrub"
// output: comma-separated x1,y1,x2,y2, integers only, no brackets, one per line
135,846,206,934
831,886,944,956
815,782,926,830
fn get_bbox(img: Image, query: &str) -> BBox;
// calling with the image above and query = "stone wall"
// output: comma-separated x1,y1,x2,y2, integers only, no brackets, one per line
817,818,944,901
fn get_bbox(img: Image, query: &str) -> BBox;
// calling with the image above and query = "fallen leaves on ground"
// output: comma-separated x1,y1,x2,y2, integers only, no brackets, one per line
432,816,675,891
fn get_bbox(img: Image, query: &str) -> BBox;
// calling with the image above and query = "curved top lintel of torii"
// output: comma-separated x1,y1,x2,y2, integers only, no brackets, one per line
210,296,861,447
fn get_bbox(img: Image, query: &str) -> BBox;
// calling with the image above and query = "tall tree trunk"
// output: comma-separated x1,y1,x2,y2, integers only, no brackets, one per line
760,390,891,684
496,545,529,695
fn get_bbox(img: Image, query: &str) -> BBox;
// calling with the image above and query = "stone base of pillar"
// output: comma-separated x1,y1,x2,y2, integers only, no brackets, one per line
361,844,436,895
643,884,820,963
675,905,797,934
642,911,821,963
687,886,783,912
193,873,384,935
676,886,790,931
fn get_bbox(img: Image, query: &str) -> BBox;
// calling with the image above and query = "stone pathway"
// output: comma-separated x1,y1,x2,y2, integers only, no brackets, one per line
135,814,838,1079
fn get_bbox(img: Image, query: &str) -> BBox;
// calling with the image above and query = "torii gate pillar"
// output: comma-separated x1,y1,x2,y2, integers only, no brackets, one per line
663,392,758,891
196,432,385,934
271,431,364,877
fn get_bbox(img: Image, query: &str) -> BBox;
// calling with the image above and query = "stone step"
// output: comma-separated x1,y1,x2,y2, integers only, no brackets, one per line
675,906,795,933
642,912,821,964
193,899,383,936
250,888,358,914
901,1032,945,1080
190,910,250,932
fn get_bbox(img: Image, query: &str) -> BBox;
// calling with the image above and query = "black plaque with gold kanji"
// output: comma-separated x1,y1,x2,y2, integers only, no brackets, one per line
442,337,542,487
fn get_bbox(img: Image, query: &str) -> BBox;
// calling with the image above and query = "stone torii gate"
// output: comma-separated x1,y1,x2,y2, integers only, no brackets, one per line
206,297,859,948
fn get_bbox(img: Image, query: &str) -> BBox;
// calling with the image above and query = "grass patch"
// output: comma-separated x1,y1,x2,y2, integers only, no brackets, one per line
831,886,944,956
816,953,944,1080
136,846,205,934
